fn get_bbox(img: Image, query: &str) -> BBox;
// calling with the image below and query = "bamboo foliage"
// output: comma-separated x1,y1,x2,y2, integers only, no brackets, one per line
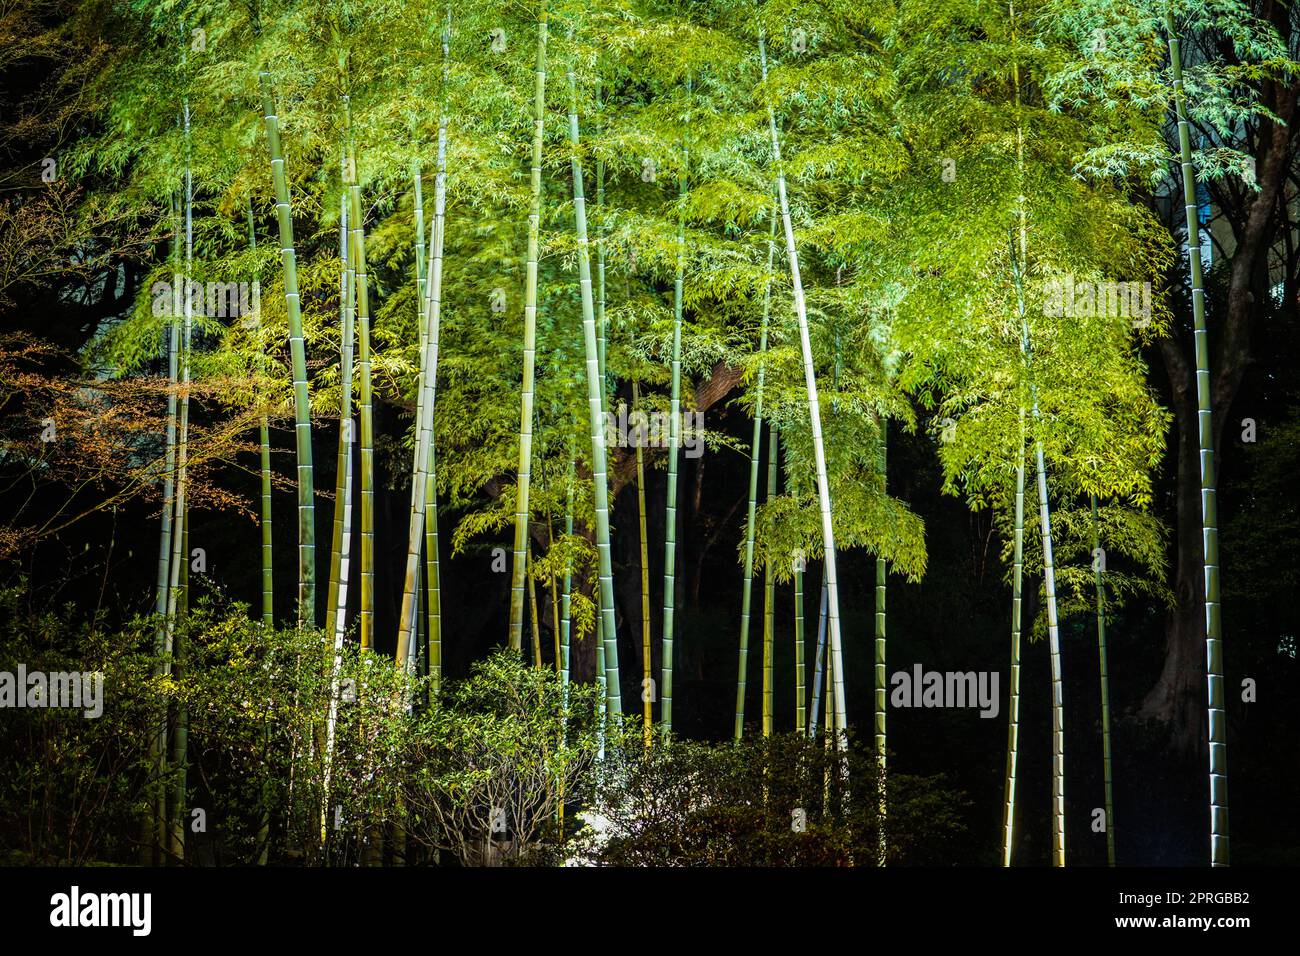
1165,12,1228,869
259,72,317,625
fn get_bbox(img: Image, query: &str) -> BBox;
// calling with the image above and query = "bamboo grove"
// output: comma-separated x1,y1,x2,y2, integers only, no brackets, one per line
41,0,1295,866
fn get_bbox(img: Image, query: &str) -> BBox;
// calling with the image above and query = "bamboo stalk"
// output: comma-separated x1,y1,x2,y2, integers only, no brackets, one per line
1002,407,1026,866
794,558,805,733
250,200,274,628
510,4,549,651
145,193,181,864
1165,13,1228,867
340,93,375,650
528,546,543,669
759,32,847,738
1092,494,1116,865
762,426,778,737
808,576,827,737
875,421,887,864
560,456,574,689
1009,14,1063,864
567,34,621,715
633,385,652,745
662,91,689,731
736,203,777,740
324,185,352,642
396,106,449,667
259,73,317,625
425,13,451,696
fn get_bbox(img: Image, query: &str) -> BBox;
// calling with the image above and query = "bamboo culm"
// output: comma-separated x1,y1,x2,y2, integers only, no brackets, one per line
735,203,777,740
662,104,688,731
1093,494,1116,865
759,32,847,739
1166,13,1228,867
1002,408,1026,866
509,5,548,651
762,425,778,737
567,37,621,715
259,73,318,625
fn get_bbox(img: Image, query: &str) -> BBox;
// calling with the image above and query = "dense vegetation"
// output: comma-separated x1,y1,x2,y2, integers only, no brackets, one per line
1,0,1297,866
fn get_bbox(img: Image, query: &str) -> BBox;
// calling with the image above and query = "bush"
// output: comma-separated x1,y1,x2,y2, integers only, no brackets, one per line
581,729,969,866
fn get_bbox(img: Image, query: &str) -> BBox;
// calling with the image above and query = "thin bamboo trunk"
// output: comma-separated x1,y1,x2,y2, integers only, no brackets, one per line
633,385,652,745
169,507,189,862
1035,438,1065,866
325,187,352,641
875,422,887,865
662,107,688,731
321,377,354,855
1002,408,1026,866
1166,13,1228,867
145,194,181,864
567,36,621,715
1092,494,1116,865
510,5,548,651
528,546,543,669
164,117,194,863
759,431,777,740
259,73,317,625
1009,17,1063,864
250,201,273,628
808,576,827,737
396,107,449,668
425,15,451,696
345,124,375,651
759,33,847,737
560,456,574,688
735,204,777,740
595,78,606,385
794,561,805,732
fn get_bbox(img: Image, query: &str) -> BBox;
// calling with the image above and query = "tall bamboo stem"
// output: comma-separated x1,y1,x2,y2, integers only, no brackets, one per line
759,32,847,737
259,73,317,625
736,203,777,740
1165,12,1228,867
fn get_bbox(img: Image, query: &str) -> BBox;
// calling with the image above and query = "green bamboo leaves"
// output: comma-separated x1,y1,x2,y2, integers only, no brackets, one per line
259,73,317,626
